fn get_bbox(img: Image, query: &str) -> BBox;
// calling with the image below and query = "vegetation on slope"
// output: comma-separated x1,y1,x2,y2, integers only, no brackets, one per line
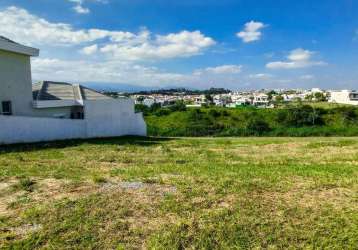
0,137,358,249
140,103,358,136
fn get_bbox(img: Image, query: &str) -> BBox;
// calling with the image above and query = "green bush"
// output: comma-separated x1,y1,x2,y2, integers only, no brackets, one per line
144,105,358,137
246,116,271,135
208,109,221,118
276,105,325,127
169,101,187,112
188,109,204,121
155,109,171,116
332,106,358,124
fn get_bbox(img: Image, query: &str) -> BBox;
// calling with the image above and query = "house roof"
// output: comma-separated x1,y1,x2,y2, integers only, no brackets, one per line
0,35,39,56
33,81,113,102
0,36,18,44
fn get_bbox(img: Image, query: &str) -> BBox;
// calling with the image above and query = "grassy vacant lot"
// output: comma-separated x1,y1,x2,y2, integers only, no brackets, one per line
0,137,358,249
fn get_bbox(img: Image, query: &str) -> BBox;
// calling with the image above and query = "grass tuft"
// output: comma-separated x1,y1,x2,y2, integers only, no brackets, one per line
91,175,107,184
12,178,36,192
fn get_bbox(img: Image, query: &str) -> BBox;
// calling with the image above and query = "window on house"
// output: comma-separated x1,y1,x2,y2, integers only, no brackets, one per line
2,101,12,115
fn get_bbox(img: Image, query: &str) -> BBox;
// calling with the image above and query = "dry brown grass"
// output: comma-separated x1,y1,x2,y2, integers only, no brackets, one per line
254,177,358,211
0,177,176,218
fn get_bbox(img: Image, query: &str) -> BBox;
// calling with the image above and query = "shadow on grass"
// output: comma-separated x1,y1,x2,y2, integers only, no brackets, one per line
0,136,174,154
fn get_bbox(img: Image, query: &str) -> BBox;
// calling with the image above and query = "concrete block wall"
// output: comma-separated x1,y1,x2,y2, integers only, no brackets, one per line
0,115,86,144
0,99,147,145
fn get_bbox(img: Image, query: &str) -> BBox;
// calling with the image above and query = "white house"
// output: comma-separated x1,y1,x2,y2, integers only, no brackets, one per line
0,36,146,144
253,93,269,107
329,90,358,106
143,98,156,107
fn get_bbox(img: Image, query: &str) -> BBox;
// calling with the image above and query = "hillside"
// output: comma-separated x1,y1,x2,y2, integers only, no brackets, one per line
144,104,358,137
1,137,357,249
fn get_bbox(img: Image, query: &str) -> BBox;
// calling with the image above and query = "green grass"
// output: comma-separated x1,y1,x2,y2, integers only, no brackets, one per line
0,137,358,249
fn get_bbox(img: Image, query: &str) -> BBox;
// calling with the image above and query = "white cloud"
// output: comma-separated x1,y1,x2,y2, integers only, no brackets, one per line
73,4,90,14
68,0,107,14
99,30,216,61
237,21,266,43
300,74,314,80
32,58,188,86
0,7,215,61
266,48,326,69
0,7,112,45
249,73,273,79
80,44,98,55
287,48,312,61
194,65,242,75
0,6,251,88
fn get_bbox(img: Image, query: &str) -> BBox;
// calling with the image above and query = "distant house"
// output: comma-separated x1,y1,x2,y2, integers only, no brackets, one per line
32,81,112,119
253,94,269,107
194,95,206,105
142,98,156,107
329,90,358,106
0,36,146,144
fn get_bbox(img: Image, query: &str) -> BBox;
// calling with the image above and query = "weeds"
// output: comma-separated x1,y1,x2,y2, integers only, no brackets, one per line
12,178,36,192
92,175,107,184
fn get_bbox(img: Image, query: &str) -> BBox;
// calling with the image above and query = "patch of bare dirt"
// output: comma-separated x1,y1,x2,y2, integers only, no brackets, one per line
0,178,22,216
5,224,43,237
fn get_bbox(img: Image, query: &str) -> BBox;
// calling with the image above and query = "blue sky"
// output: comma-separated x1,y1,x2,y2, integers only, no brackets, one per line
0,0,357,90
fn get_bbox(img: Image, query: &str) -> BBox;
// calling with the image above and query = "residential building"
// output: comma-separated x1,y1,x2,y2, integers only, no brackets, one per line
143,98,156,107
0,36,39,116
329,90,358,105
253,93,269,107
0,36,146,144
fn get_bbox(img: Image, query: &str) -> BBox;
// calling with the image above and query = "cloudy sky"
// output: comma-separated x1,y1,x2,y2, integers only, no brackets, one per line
0,0,357,90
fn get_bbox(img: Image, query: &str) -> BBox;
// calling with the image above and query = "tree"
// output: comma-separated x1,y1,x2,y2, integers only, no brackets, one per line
136,96,145,102
205,94,214,105
305,94,314,101
267,90,277,101
314,92,327,102
246,116,271,135
169,100,187,112
135,104,149,115
275,95,284,103
276,105,325,127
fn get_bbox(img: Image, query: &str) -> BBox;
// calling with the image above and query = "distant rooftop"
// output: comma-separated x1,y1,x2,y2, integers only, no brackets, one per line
33,81,113,102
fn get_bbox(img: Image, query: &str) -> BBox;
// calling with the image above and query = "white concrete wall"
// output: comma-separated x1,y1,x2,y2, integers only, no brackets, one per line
0,115,86,144
84,99,146,137
0,98,147,145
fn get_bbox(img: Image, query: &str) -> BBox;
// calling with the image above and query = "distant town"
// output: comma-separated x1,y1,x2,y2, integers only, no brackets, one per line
103,88,358,108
